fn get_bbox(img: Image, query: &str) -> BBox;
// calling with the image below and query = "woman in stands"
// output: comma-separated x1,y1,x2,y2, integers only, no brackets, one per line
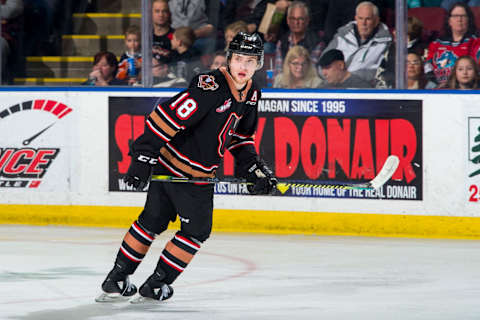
273,45,323,89
441,55,480,89
84,51,127,86
425,2,480,86
407,51,437,89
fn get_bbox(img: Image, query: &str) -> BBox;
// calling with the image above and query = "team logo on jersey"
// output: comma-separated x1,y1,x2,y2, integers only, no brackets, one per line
197,75,219,91
246,90,258,106
216,98,232,113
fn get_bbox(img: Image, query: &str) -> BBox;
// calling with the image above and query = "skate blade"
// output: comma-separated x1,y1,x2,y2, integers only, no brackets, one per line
129,295,162,304
95,292,131,303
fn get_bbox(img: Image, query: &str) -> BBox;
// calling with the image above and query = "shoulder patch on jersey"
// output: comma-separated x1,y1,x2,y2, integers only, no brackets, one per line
198,75,219,91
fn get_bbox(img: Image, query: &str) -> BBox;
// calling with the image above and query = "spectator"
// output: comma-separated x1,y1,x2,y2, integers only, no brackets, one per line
321,1,392,82
209,50,227,69
117,25,142,84
318,49,372,88
273,45,323,88
441,55,480,89
1,0,23,83
168,0,215,53
407,52,437,89
441,0,480,10
425,2,479,85
323,0,386,43
84,51,127,86
151,56,188,87
274,1,324,77
224,20,248,50
408,16,427,57
375,17,427,89
152,0,174,61
169,26,198,82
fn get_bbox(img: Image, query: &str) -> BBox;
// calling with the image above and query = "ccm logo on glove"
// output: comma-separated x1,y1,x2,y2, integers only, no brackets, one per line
137,154,158,165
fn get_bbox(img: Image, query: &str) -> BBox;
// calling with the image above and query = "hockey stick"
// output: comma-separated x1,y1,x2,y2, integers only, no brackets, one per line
151,155,400,192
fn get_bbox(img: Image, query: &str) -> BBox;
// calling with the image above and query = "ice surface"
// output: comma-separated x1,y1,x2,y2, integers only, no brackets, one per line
1,225,479,320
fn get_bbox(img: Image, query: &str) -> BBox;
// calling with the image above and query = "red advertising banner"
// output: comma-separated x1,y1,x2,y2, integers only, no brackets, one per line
109,96,422,200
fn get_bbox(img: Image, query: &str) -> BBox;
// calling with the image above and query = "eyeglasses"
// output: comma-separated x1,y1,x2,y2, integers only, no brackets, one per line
290,61,308,68
407,60,421,66
450,14,468,19
287,16,307,23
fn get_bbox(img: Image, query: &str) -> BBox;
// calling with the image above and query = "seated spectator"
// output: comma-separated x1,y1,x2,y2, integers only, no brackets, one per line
116,25,142,84
152,0,174,61
274,1,324,77
441,0,480,10
407,52,437,89
169,26,199,82
224,20,248,51
440,55,480,89
323,0,386,44
84,51,127,86
168,0,215,53
1,0,23,83
152,56,188,88
318,49,372,88
425,2,479,85
209,50,227,69
375,17,427,89
408,16,427,57
321,1,392,82
273,45,323,88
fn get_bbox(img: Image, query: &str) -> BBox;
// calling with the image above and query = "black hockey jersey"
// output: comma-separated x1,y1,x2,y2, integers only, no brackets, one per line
133,67,261,178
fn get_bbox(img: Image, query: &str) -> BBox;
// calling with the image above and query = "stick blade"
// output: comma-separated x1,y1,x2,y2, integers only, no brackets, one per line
368,155,400,189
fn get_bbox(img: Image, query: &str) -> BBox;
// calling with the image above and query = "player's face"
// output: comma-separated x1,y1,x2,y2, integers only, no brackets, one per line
456,58,475,86
152,2,170,27
229,53,258,86
125,34,140,52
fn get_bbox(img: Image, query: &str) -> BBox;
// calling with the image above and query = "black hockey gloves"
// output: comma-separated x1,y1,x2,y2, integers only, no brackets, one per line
124,152,158,190
243,159,277,195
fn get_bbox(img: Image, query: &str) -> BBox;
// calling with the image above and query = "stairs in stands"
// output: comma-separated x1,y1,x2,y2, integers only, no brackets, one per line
15,0,141,86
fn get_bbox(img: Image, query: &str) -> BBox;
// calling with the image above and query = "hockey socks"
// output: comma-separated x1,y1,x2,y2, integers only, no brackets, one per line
157,232,201,284
116,220,156,275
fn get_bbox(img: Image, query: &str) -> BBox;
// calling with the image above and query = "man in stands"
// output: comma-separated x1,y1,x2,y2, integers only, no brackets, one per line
318,49,371,88
320,1,392,83
152,0,174,62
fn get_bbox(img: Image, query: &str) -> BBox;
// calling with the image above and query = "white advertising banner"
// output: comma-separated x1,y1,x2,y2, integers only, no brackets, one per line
0,94,77,191
0,88,479,218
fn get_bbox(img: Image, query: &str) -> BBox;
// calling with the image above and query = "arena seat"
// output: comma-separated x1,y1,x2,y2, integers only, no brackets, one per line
408,7,448,40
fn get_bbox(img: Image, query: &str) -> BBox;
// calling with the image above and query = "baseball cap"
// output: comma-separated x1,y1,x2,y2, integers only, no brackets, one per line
318,49,344,67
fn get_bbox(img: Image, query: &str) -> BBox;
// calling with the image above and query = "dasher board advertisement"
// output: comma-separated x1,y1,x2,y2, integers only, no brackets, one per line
0,98,74,190
109,96,422,200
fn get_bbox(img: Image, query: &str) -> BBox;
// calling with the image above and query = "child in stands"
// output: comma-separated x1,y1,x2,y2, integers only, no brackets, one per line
117,25,142,84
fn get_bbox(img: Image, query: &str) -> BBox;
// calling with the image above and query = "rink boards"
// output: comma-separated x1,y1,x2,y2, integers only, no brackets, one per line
0,87,479,239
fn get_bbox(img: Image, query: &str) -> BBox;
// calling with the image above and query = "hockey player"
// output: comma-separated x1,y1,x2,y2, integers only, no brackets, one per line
96,32,277,303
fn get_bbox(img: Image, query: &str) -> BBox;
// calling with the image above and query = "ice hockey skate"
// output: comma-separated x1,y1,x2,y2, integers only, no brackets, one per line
129,272,174,304
95,266,137,302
